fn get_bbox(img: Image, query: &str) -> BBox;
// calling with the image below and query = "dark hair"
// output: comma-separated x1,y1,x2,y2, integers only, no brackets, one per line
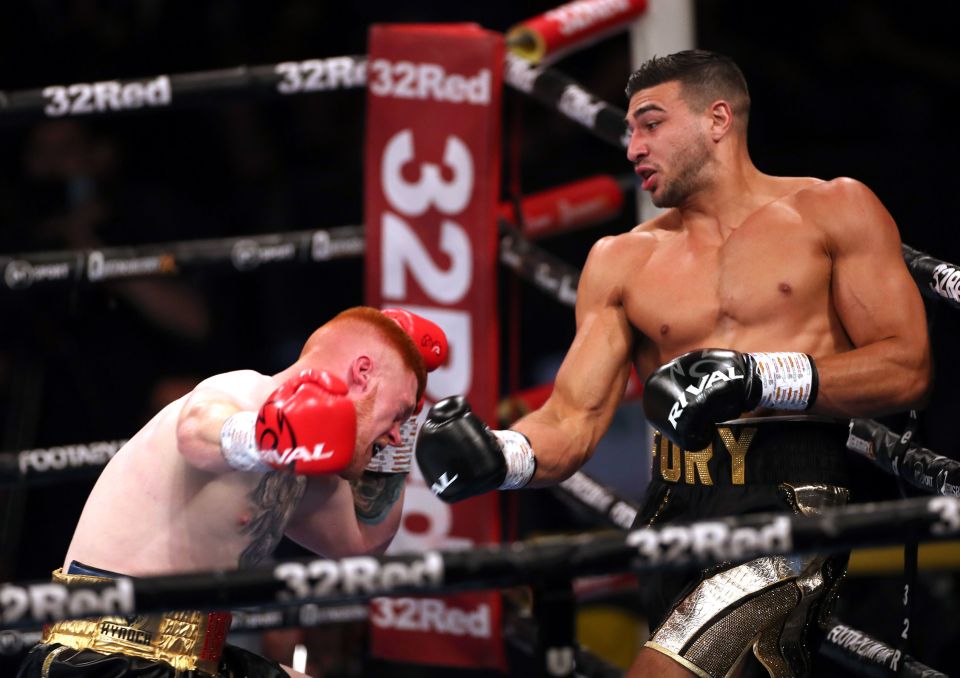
625,50,750,124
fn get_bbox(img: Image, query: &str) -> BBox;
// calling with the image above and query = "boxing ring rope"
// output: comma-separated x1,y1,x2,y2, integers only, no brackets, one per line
505,0,649,65
0,171,624,295
0,496,955,676
0,0,639,143
0,51,630,159
848,418,960,497
0,226,364,293
903,244,960,311
4,213,957,314
0,56,369,123
503,54,631,149
817,621,945,678
6,414,956,527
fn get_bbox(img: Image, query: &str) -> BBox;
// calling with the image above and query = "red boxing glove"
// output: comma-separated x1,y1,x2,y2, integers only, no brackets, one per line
222,369,357,474
382,308,449,372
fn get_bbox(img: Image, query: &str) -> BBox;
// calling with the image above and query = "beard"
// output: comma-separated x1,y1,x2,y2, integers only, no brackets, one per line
652,131,713,208
343,384,379,479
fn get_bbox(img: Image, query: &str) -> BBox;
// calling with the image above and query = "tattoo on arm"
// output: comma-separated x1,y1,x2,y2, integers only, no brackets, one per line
351,472,406,525
238,472,307,568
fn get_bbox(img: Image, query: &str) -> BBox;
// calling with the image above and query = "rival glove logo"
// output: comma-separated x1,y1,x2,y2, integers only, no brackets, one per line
260,444,335,467
668,368,744,428
430,472,459,496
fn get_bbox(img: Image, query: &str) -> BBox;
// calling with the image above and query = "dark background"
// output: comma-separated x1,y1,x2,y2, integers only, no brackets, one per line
0,1,958,674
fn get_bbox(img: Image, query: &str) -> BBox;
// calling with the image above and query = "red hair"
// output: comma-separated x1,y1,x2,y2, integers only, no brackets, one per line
302,306,427,402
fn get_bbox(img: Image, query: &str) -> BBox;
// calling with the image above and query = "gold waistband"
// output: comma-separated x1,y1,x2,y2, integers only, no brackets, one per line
43,568,230,675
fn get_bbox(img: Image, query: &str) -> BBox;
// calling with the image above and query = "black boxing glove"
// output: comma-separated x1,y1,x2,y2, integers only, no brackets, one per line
643,349,818,450
415,396,536,503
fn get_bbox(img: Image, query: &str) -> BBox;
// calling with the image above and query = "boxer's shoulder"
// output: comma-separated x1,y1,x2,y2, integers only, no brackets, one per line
589,225,662,268
789,176,892,245
195,369,270,390
788,175,875,214
191,370,275,406
630,206,682,238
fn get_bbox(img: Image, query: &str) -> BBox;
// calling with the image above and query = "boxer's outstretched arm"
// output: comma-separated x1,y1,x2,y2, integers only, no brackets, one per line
809,178,931,415
176,370,271,473
513,235,644,486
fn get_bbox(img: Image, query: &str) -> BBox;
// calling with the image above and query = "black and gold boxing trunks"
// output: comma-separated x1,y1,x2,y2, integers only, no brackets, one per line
634,416,851,678
15,562,287,678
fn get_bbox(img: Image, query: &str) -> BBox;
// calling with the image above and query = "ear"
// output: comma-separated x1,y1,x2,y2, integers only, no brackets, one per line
348,355,374,392
707,100,734,142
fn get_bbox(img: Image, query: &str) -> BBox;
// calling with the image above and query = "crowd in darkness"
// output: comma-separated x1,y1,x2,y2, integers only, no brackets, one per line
0,1,959,673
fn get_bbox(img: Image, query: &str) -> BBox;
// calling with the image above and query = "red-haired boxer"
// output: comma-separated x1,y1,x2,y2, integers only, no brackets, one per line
416,50,930,678
18,306,447,678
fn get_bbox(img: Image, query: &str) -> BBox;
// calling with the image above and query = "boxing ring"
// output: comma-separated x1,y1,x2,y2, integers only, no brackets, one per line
1,2,958,676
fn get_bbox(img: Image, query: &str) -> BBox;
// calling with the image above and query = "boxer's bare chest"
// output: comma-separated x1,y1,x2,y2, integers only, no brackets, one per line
624,201,834,370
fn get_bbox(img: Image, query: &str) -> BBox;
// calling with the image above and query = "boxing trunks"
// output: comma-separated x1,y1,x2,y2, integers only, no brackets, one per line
16,562,286,678
634,416,851,678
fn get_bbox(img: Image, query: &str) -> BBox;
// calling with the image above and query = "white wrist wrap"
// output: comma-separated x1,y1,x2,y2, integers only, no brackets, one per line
365,415,418,474
494,429,536,490
220,411,270,472
752,352,815,410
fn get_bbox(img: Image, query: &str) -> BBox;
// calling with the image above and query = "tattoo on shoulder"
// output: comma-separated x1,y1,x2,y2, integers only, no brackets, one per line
351,472,406,525
238,471,307,568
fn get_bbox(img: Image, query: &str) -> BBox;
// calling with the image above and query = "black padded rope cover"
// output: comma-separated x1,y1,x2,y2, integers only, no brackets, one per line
847,418,960,497
0,56,368,124
1,495,958,629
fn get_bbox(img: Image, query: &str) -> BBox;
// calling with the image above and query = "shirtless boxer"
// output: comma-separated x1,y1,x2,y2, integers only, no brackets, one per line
415,50,931,677
18,306,447,678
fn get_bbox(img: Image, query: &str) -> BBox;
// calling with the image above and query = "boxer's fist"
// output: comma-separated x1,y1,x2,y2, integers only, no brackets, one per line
382,308,448,372
220,370,356,474
643,349,817,450
255,369,357,474
415,396,535,503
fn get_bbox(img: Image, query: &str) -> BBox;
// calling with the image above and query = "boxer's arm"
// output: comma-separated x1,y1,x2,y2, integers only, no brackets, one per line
513,235,639,486
349,472,406,553
811,178,931,415
285,473,405,557
176,370,270,473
